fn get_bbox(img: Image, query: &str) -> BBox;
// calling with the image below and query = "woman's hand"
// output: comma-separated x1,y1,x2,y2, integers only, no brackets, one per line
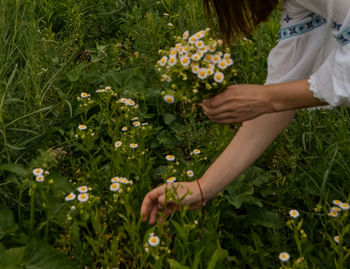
140,181,204,225
202,84,272,124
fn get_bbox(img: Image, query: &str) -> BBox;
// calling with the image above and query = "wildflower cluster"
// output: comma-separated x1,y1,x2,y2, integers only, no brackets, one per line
110,176,133,192
32,168,49,182
157,29,236,102
328,199,350,217
65,185,90,203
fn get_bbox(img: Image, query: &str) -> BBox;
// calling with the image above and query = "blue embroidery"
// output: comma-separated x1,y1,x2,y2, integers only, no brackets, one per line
278,14,326,41
335,26,350,46
284,14,292,23
333,21,342,31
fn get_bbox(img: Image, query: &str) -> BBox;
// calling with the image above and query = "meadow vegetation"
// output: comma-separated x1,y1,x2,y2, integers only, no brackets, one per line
1,0,350,268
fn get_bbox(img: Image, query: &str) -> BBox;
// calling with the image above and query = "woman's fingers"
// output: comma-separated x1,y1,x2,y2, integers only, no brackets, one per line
140,185,166,221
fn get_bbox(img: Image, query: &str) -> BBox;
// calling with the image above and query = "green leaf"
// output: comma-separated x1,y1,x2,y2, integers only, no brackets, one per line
163,113,176,125
207,246,229,269
0,209,18,239
246,207,282,229
0,164,29,178
172,220,188,241
168,259,190,269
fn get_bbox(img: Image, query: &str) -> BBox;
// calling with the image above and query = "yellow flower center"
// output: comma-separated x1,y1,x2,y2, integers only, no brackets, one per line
216,74,222,79
182,58,188,63
81,194,86,199
281,254,287,259
166,97,172,102
200,71,205,76
151,237,157,243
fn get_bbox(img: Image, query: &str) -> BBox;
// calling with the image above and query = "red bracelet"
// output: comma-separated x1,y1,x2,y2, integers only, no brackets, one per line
195,180,205,206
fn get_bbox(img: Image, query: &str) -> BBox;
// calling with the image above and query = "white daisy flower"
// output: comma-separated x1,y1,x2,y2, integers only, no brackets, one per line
279,252,290,262
127,99,135,106
334,235,340,244
131,116,138,121
65,193,76,201
114,141,122,148
192,149,201,155
207,68,214,76
340,203,350,210
198,46,208,54
33,168,44,176
121,127,128,132
119,97,127,104
167,176,176,183
197,68,208,80
130,143,138,149
218,60,228,70
195,40,204,48
105,86,111,90
168,57,177,66
328,210,339,217
191,54,201,62
110,182,120,192
111,177,120,183
204,54,212,63
77,193,89,202
216,51,223,57
159,56,168,66
165,155,175,161
120,177,130,184
133,121,141,127
192,65,200,74
333,200,343,206
194,30,204,39
167,22,173,27
208,44,216,52
96,89,107,93
186,170,194,177
225,58,233,66
36,175,45,182
77,186,88,193
188,35,197,44
163,95,175,104
161,74,172,82
331,206,342,212
180,56,191,67
212,54,221,64
78,124,87,130
289,209,300,218
214,72,224,83
224,53,231,59
169,48,177,57
175,43,182,51
182,45,190,53
183,30,189,40
80,92,89,98
148,234,160,247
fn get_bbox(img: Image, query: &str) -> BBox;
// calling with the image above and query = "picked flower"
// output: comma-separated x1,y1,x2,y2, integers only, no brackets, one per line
36,175,45,182
289,209,300,219
65,193,76,201
77,186,88,193
33,168,44,176
110,182,120,192
167,176,176,183
78,124,87,130
165,155,175,161
114,141,122,148
163,95,175,104
279,252,290,262
77,193,89,202
148,234,160,247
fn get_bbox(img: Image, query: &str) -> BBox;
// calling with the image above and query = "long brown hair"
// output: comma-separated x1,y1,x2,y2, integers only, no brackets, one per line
203,0,279,43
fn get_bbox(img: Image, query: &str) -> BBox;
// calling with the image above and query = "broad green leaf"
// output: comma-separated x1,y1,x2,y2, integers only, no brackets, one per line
0,164,28,177
0,209,18,239
246,207,282,229
168,259,190,269
163,113,176,125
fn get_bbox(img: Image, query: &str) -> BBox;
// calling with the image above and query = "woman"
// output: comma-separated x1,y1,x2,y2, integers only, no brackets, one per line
141,0,350,224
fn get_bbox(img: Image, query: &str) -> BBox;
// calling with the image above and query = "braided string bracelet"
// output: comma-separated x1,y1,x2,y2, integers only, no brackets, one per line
195,180,206,206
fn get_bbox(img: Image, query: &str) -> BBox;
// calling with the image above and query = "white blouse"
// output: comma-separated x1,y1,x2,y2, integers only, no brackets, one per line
266,0,350,107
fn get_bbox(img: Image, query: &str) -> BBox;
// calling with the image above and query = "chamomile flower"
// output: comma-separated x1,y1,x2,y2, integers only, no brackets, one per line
225,58,233,66
212,54,221,64
289,209,300,218
204,54,212,62
130,143,138,149
77,193,89,202
159,56,168,66
328,210,339,217
218,60,228,70
188,35,197,44
96,89,107,93
131,116,138,121
169,49,177,57
197,68,208,80
195,40,204,48
105,86,111,90
183,30,189,40
331,206,342,212
148,234,160,247
340,202,350,210
162,74,172,82
198,46,208,54
114,141,122,148
180,56,191,67
214,72,224,83
334,235,340,244
120,177,130,184
119,97,127,104
187,170,194,177
163,95,175,104
168,57,177,66
127,99,135,106
279,252,290,262
110,182,120,192
65,193,76,201
182,45,190,53
192,65,200,74
194,30,205,39
78,124,87,130
121,127,128,132
80,92,89,98
207,68,214,76
208,44,216,52
166,155,175,161
167,176,176,183
191,54,201,62
33,168,44,176
77,186,88,193
192,149,201,155
36,175,45,182
111,177,120,183
333,200,343,206
133,121,141,127
175,43,182,51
